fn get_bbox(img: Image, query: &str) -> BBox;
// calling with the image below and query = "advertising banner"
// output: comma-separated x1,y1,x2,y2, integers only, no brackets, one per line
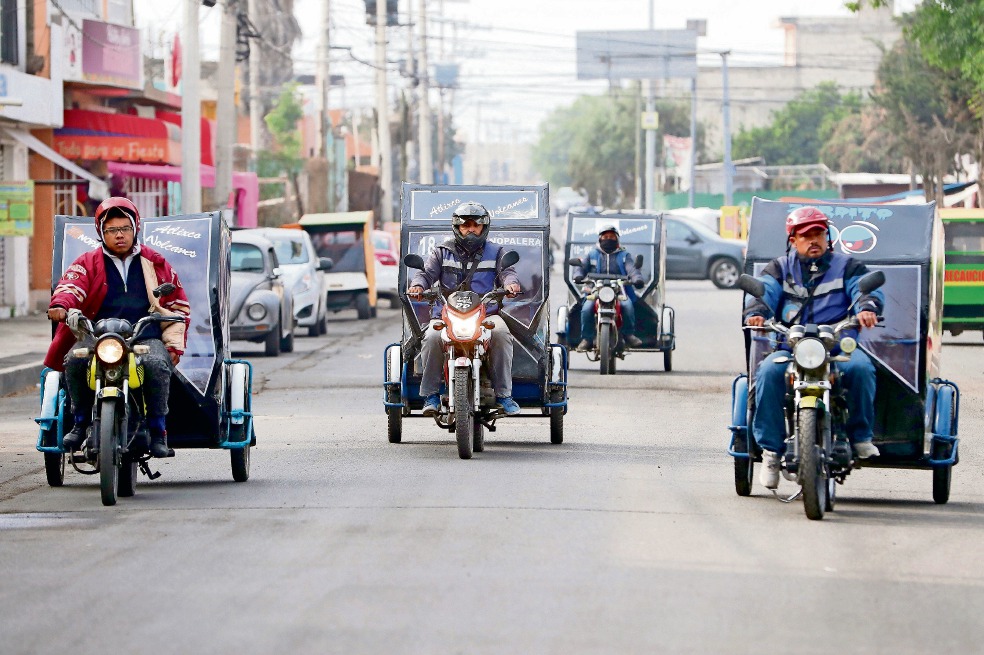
0,181,34,236
82,19,142,89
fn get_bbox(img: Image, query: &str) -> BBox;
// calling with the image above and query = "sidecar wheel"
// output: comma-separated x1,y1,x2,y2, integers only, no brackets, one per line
549,389,564,444
663,349,673,372
386,389,403,444
231,445,251,482
473,413,485,452
44,451,65,487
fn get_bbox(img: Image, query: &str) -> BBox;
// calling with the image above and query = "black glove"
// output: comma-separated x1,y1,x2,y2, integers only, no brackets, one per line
633,279,645,289
574,276,584,284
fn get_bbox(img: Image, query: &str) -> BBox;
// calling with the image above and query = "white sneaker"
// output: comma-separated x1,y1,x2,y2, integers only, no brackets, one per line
854,441,880,459
759,450,781,489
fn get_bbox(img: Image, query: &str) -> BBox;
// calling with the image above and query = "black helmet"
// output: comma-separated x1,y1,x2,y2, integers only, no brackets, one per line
451,201,490,254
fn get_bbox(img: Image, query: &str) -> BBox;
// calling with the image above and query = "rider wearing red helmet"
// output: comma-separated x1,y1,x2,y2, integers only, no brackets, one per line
45,197,191,457
743,206,884,489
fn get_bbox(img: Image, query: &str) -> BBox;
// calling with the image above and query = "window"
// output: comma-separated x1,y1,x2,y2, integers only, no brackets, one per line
271,237,309,264
665,220,694,242
231,244,265,272
107,0,133,26
0,0,18,65
944,222,984,253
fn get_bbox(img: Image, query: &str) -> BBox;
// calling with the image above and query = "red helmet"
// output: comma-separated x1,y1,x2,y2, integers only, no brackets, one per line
785,206,829,237
95,197,140,241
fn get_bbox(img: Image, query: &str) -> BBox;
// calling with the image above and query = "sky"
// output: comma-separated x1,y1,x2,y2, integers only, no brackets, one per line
136,0,920,144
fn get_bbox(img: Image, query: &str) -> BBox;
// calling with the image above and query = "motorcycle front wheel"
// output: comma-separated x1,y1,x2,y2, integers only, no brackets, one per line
453,368,474,459
98,402,120,506
599,323,615,375
797,407,827,520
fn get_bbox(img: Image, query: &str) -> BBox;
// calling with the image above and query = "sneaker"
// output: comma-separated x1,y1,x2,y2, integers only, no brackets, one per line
759,450,781,489
854,441,880,459
62,423,88,451
623,334,643,348
496,396,521,416
576,339,593,352
422,394,441,416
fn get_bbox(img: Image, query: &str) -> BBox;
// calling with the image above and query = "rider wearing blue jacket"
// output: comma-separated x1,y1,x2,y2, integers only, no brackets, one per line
576,224,645,351
408,202,522,416
744,206,884,489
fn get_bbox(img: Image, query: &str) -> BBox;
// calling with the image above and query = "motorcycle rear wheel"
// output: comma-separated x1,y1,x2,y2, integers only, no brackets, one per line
798,407,826,520
549,388,564,444
118,455,138,497
386,388,403,444
98,402,120,507
453,367,474,460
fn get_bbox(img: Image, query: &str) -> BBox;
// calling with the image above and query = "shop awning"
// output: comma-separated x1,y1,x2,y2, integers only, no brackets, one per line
3,127,109,201
107,161,259,227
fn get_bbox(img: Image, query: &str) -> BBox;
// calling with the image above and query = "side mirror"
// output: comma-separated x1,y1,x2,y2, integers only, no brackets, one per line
685,235,701,245
568,257,583,268
152,282,176,298
403,253,425,270
634,254,643,269
738,274,765,299
271,267,283,279
858,270,886,294
500,250,520,269
318,257,333,272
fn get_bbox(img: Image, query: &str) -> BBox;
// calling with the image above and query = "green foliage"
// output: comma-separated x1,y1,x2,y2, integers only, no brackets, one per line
264,82,304,175
532,90,704,206
732,82,863,165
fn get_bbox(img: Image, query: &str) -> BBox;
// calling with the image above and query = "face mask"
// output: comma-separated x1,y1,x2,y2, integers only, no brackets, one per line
459,232,484,252
599,239,619,254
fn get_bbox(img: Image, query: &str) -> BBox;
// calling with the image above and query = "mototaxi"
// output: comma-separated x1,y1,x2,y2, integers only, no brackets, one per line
728,198,960,506
35,211,256,493
557,211,676,373
383,183,569,452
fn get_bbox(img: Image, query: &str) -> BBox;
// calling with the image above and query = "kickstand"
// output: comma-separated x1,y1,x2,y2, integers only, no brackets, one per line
138,460,162,480
771,488,802,503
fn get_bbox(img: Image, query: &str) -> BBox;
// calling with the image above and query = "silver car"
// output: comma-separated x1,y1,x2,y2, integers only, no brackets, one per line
249,227,332,336
230,231,296,356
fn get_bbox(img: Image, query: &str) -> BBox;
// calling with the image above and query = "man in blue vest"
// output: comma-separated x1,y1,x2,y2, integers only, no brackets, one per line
575,224,645,351
407,202,523,416
744,206,884,489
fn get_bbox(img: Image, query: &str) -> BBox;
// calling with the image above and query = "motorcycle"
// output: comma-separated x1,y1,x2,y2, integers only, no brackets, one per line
403,250,520,460
737,270,885,520
569,256,642,375
65,282,189,506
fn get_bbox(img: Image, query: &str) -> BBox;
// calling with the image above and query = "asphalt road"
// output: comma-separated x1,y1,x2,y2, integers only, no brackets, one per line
2,280,984,654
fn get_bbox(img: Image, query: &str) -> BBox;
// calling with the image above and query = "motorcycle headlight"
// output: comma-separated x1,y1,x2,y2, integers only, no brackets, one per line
449,312,481,340
95,336,125,366
247,302,266,321
598,286,617,303
793,338,827,370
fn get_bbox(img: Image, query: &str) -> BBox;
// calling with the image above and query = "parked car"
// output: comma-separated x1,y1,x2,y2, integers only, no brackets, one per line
663,214,746,289
249,227,333,337
230,231,296,356
372,229,400,309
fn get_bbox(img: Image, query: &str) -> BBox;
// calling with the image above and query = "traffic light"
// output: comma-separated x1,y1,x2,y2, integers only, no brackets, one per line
364,0,398,26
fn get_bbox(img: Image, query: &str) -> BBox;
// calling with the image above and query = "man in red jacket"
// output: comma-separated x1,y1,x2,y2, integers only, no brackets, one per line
45,197,191,457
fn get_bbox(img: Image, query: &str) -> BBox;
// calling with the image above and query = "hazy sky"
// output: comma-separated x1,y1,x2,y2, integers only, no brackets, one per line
136,0,919,142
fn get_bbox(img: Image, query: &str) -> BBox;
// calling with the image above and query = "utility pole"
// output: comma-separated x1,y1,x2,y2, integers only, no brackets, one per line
720,50,734,206
182,0,202,213
376,0,393,221
688,76,697,208
248,0,262,168
635,80,642,209
644,0,655,211
215,0,237,214
316,0,330,158
417,0,433,184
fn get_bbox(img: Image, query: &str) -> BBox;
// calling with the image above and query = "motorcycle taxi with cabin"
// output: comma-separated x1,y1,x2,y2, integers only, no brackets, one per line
36,210,257,506
383,184,569,459
728,199,961,519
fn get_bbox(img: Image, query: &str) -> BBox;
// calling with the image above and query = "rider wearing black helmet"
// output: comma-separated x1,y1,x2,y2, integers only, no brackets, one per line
575,223,645,351
407,201,523,415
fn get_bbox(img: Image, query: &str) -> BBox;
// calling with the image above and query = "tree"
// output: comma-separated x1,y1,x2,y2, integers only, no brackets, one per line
532,90,704,207
871,33,974,204
265,83,305,218
820,103,902,173
732,82,863,165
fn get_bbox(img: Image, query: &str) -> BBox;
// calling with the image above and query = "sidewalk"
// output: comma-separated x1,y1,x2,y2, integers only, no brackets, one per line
0,313,51,396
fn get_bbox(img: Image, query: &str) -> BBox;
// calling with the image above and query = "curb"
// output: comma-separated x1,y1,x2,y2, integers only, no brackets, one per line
0,360,43,397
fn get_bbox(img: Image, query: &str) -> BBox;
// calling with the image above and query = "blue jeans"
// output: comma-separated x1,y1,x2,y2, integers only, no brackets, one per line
752,348,876,453
580,299,636,342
